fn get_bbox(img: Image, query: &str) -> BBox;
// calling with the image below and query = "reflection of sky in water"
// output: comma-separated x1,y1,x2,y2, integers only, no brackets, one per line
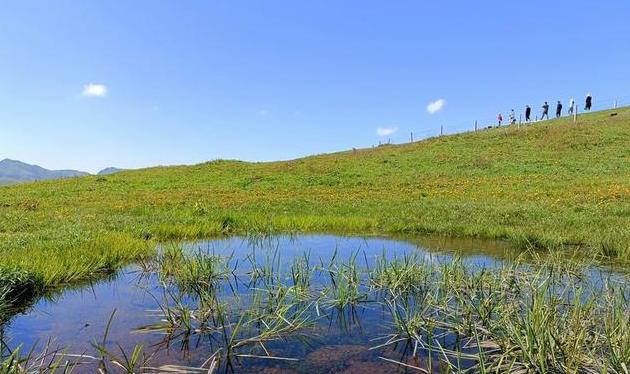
179,235,458,270
2,234,626,372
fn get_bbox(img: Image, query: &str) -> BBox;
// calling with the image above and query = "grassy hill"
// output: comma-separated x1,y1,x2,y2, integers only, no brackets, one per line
0,108,628,293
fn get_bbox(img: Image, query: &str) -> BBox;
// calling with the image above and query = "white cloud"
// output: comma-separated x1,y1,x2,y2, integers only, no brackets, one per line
376,126,398,137
258,109,269,117
426,99,446,114
82,83,107,97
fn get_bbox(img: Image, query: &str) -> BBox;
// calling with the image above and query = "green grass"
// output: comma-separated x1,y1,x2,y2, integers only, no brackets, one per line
0,108,628,298
370,254,630,373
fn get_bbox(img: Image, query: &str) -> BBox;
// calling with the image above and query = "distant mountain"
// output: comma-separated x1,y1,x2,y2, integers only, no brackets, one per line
0,159,89,185
98,167,124,175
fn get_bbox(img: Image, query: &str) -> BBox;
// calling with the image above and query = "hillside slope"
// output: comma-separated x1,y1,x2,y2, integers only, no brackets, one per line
0,108,628,289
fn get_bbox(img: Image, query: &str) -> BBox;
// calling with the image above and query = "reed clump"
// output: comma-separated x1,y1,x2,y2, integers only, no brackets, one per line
139,245,630,372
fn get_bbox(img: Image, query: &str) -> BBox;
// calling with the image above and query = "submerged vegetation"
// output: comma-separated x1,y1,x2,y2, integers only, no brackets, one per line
2,242,629,373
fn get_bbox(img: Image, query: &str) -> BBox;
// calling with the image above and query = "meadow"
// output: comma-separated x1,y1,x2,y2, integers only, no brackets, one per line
0,107,628,299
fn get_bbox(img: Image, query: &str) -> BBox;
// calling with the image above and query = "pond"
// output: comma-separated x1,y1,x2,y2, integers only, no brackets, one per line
1,235,627,373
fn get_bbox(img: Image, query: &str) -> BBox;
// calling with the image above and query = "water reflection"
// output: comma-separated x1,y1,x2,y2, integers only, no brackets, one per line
1,234,627,373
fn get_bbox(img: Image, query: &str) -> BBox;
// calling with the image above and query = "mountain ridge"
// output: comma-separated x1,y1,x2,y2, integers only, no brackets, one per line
98,167,124,175
0,159,89,185
0,159,127,184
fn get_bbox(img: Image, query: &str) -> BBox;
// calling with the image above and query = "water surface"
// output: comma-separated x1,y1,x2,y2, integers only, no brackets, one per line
2,234,620,372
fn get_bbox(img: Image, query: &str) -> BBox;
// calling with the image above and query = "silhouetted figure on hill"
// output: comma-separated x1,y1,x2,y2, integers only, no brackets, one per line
497,113,503,126
525,105,532,122
568,98,575,115
556,101,563,118
541,102,549,120
509,109,516,125
585,93,592,111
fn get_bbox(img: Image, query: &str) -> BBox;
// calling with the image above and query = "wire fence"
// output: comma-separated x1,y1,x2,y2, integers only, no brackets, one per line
374,94,630,147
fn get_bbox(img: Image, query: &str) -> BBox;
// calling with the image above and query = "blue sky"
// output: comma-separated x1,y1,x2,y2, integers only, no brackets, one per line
1,1,629,173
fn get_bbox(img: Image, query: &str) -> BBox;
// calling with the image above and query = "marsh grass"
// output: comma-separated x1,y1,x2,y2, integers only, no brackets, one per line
143,245,630,372
2,242,629,373
370,251,432,296
603,297,630,373
0,269,43,325
135,283,314,369
288,252,314,300
88,310,153,374
321,249,370,310
0,269,42,303
0,339,83,374
365,252,630,373
0,233,153,320
132,244,319,370
155,245,234,297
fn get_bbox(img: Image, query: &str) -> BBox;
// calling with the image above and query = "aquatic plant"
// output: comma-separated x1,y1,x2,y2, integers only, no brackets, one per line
370,251,432,296
2,239,630,373
364,254,630,373
135,273,315,370
0,340,82,374
322,249,369,310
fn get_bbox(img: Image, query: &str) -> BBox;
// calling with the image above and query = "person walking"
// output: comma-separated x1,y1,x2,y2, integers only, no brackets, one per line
556,101,563,118
568,98,575,115
525,105,532,122
541,102,549,120
509,109,516,125
585,93,592,111
497,113,503,126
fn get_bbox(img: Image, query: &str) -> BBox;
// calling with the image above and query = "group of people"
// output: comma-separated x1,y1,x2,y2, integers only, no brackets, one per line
497,93,593,126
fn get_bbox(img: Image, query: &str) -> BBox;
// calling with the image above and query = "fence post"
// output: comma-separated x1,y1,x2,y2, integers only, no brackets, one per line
614,100,618,109
574,106,578,124
474,120,478,132
440,125,444,136
410,132,414,143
